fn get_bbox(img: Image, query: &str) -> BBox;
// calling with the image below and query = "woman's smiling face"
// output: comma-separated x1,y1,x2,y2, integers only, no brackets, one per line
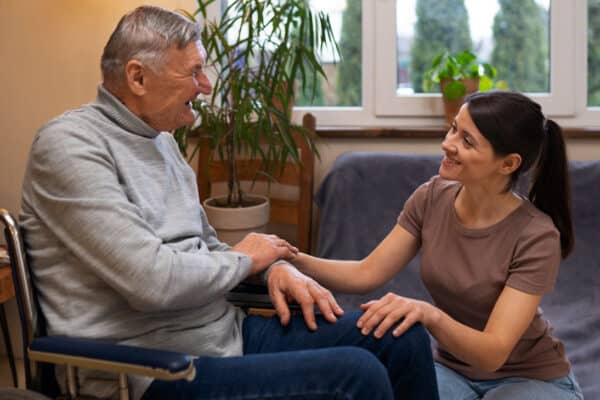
439,104,507,186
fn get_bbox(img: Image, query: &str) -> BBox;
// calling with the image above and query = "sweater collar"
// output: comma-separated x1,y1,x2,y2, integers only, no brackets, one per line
95,84,161,139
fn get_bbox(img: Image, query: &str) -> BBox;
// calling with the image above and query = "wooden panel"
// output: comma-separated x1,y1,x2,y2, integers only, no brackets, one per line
0,267,15,303
208,160,302,185
316,126,600,139
247,308,277,317
270,198,298,225
296,114,315,253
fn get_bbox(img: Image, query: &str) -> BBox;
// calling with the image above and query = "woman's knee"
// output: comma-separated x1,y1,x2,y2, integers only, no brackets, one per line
435,363,478,400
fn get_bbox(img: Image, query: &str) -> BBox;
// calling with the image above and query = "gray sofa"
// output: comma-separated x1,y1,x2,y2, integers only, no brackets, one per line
315,152,600,399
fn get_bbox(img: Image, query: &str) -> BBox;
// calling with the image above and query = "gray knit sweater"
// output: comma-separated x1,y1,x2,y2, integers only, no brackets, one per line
20,85,252,399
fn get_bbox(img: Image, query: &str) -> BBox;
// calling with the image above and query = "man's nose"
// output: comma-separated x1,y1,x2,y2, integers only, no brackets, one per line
195,73,212,95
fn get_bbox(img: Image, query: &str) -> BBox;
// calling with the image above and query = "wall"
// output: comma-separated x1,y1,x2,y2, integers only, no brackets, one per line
1,0,599,359
0,0,196,360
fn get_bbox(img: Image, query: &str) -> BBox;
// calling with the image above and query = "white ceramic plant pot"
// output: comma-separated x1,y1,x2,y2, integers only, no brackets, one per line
202,195,270,246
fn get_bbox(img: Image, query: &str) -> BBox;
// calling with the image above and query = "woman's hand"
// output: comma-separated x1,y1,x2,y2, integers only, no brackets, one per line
357,292,437,338
232,233,298,275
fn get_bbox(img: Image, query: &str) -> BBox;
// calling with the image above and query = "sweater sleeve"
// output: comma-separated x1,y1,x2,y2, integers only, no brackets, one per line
25,122,252,312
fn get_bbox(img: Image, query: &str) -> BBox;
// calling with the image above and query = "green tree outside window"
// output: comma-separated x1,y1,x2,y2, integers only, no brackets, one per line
336,0,362,106
296,65,326,106
589,0,600,106
410,0,472,93
491,0,548,92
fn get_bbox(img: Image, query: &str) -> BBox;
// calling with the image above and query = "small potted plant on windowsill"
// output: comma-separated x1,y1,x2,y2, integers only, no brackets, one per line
423,50,506,126
174,0,339,243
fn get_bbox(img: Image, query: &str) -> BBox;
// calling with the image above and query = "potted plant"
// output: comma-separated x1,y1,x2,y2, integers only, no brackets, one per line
175,0,339,242
423,50,505,126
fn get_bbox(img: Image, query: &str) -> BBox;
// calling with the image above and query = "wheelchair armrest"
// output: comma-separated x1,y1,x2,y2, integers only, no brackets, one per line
29,336,196,381
227,283,301,312
227,283,272,309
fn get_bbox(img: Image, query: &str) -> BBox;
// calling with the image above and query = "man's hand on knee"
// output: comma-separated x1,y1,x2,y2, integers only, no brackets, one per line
267,263,344,330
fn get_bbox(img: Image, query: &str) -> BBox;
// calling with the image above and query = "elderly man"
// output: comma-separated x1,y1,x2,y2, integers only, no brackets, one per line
20,6,438,400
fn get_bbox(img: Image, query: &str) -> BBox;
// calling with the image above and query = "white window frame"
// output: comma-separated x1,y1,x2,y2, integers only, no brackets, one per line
210,0,599,128
574,0,600,126
374,0,576,117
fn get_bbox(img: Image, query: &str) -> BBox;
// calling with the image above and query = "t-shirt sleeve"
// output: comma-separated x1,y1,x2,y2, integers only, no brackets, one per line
506,219,561,295
397,179,433,240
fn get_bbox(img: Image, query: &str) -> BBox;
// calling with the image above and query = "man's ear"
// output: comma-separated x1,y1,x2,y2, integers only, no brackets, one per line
124,60,146,96
500,153,522,175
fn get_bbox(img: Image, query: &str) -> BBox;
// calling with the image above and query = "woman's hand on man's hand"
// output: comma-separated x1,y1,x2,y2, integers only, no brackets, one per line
232,233,298,275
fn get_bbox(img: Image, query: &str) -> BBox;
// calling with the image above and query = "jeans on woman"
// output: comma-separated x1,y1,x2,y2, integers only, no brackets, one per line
435,362,584,400
142,311,439,400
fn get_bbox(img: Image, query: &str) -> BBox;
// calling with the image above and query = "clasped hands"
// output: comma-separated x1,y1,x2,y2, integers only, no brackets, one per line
233,233,432,337
232,232,343,330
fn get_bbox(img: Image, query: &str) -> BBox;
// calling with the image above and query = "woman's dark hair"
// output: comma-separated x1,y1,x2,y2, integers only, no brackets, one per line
465,91,574,258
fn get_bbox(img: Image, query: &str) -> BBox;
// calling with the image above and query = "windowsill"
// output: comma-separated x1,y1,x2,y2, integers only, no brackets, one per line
316,127,600,139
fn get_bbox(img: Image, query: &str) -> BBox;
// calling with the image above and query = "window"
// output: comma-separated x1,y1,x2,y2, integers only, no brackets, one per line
589,0,600,107
295,0,362,107
214,0,362,110
375,0,574,118
396,0,550,96
208,1,597,127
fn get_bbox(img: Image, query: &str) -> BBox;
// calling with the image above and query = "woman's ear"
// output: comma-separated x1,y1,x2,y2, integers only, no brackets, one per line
124,60,146,96
500,153,522,175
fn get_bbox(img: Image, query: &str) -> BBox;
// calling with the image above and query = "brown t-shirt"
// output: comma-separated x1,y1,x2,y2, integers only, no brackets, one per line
398,176,570,381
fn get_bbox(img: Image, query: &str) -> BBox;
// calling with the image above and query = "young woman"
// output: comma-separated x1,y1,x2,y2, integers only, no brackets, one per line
292,91,584,399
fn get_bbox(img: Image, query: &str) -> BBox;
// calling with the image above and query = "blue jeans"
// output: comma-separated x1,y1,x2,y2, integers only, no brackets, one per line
435,362,584,400
142,311,439,399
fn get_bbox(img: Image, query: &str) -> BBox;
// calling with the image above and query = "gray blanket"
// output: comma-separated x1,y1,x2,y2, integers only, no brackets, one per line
315,152,600,399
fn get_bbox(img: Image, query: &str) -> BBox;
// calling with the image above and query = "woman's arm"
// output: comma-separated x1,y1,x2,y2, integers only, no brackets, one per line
292,224,420,293
430,286,542,372
358,285,542,372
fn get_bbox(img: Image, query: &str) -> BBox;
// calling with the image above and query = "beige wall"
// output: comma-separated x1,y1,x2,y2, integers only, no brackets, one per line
0,0,196,217
1,0,599,360
0,0,197,360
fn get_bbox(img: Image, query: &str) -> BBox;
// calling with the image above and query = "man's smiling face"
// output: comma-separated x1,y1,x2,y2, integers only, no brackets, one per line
140,41,212,132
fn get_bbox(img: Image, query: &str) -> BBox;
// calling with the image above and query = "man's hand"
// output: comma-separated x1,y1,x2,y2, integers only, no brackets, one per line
267,263,344,330
232,233,298,275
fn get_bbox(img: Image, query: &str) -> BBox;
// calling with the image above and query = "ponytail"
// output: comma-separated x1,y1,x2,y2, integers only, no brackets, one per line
466,92,574,257
529,119,574,258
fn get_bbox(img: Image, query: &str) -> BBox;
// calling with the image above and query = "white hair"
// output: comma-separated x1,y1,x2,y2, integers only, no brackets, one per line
101,6,202,84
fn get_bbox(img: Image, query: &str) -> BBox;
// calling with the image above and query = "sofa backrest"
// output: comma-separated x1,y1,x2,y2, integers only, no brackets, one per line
315,152,600,399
